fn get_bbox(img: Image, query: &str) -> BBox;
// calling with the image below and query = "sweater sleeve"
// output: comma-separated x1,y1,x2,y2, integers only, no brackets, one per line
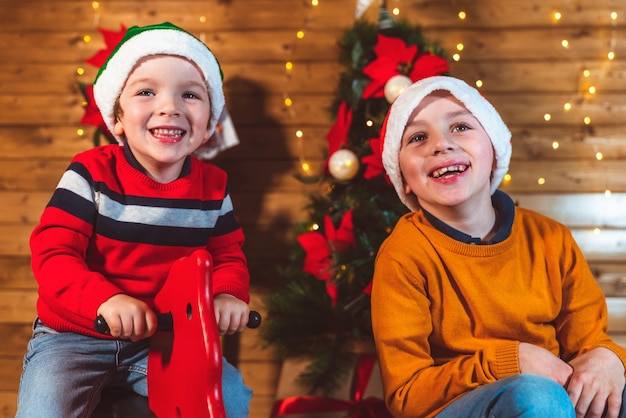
31,170,126,328
554,228,626,371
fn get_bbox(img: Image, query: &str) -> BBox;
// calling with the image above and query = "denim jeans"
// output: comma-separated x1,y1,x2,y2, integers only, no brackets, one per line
435,374,626,418
16,319,252,418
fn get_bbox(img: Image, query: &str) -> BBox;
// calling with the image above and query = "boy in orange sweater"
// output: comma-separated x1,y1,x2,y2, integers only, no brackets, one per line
371,76,626,418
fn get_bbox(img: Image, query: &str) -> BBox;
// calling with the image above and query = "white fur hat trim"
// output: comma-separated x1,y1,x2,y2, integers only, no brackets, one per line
381,76,512,211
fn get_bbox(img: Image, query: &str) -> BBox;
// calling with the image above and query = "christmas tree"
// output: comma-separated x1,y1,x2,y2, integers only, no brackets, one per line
262,7,450,395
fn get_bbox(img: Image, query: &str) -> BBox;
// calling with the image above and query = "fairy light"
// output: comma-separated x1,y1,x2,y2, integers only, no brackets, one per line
563,102,572,111
503,173,512,183
475,79,483,88
596,152,604,160
458,11,467,20
76,67,85,75
537,177,546,185
543,113,552,121
392,7,400,16
452,53,461,62
77,128,85,136
588,85,596,94
584,116,592,125
561,39,569,48
552,11,562,21
199,15,207,23
552,141,560,150
605,189,613,198
593,228,601,236
365,119,374,127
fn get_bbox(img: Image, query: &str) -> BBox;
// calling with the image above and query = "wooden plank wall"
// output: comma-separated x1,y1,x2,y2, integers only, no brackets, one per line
1,1,625,417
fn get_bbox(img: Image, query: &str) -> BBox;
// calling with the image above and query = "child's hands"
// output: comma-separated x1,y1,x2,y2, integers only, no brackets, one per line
518,342,573,386
97,294,157,342
214,294,250,336
567,347,625,418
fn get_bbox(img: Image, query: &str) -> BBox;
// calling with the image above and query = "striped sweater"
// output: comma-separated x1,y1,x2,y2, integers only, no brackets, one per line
30,144,250,337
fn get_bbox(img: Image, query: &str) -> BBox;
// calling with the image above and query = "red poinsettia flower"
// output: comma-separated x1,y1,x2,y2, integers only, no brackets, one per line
79,84,110,134
85,25,127,68
325,101,353,167
361,138,388,181
409,52,450,82
361,34,449,99
297,210,356,306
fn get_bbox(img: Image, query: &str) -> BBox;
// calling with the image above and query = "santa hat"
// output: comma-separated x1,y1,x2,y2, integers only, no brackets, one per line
381,76,512,211
93,22,226,145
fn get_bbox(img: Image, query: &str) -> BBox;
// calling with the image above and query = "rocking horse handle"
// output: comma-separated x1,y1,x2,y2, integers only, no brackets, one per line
94,310,261,334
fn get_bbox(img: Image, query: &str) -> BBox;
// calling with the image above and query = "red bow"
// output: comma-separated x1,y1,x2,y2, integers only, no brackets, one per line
271,354,391,418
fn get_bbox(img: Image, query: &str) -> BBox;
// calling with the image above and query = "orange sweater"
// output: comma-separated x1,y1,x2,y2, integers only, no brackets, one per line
371,206,626,418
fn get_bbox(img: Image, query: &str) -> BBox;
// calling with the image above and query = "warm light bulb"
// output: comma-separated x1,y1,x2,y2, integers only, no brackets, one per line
92,1,100,10
593,228,601,235
456,43,464,51
544,113,552,121
284,97,293,107
538,177,546,185
583,69,591,77
475,80,483,88
584,116,592,125
552,141,559,149
392,8,400,16
563,102,572,111
458,11,467,20
76,67,85,75
596,152,603,160
552,11,562,21
285,61,293,71
588,86,596,94
311,0,319,5
503,173,512,183
296,30,305,39
311,222,319,231
561,39,569,48
77,128,85,136
199,16,207,23
611,11,618,20
83,35,91,43
605,189,612,197
608,51,616,60
366,119,374,127
295,130,303,138
452,53,461,62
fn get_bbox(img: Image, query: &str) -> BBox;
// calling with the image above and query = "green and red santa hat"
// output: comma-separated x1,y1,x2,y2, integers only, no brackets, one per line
93,22,226,145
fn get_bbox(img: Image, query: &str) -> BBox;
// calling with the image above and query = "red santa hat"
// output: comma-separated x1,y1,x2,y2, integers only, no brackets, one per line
380,76,512,211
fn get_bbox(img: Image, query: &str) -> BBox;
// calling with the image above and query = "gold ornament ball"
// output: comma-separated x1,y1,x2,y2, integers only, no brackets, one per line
328,149,360,180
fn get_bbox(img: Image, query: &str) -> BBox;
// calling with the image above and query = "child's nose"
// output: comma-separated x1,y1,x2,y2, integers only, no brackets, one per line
157,95,181,116
431,132,456,154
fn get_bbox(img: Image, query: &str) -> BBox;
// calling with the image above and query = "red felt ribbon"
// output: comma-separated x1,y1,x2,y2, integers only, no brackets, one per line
271,354,392,418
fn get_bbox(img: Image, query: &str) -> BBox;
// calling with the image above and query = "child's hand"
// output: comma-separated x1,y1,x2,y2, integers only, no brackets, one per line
97,294,157,342
518,342,573,386
214,294,250,336
567,347,625,418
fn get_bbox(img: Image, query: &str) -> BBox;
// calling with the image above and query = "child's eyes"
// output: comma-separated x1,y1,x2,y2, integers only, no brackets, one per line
407,133,427,144
451,122,471,132
137,90,154,96
182,92,201,99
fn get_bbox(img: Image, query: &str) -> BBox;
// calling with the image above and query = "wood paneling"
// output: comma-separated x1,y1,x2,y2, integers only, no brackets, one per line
1,0,625,417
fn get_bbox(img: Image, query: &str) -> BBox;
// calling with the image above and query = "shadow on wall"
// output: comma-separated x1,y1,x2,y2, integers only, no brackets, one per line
211,76,293,363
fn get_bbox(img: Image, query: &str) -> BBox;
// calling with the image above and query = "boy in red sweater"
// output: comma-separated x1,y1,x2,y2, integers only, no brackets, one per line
371,76,626,417
16,22,252,417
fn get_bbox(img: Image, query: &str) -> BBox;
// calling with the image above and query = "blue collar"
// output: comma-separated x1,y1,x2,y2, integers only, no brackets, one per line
421,190,515,244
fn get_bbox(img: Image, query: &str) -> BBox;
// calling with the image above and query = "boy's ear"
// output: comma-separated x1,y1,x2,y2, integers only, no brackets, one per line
113,119,124,136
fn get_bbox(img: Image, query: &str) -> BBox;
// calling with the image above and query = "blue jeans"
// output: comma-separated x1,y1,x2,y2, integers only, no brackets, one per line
16,319,252,418
435,374,626,418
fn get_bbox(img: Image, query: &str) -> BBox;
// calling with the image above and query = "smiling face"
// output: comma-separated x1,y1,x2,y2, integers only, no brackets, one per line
398,91,495,216
113,55,212,183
